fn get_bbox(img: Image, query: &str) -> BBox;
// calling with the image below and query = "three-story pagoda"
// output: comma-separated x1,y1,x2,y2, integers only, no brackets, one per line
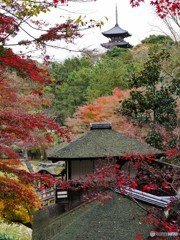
101,5,132,49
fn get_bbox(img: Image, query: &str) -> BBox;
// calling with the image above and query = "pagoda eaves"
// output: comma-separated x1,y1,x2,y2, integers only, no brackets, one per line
102,24,131,39
101,40,132,49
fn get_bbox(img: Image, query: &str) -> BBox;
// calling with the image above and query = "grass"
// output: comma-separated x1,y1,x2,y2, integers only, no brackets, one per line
0,221,32,240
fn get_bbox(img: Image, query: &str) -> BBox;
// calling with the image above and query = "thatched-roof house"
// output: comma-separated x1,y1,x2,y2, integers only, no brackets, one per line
32,193,154,240
47,123,162,180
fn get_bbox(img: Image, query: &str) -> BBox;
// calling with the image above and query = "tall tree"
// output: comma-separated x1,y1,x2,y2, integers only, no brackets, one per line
120,49,178,149
46,57,93,123
86,49,132,101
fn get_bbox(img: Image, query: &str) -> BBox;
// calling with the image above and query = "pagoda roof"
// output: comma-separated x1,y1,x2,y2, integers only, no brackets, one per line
102,24,131,38
47,123,162,161
101,40,133,49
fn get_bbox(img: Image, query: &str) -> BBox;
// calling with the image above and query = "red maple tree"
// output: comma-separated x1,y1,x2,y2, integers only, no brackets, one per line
130,0,180,18
0,0,106,225
0,0,76,225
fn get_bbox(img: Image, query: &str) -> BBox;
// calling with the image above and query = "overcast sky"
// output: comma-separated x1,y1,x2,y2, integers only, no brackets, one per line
12,0,174,62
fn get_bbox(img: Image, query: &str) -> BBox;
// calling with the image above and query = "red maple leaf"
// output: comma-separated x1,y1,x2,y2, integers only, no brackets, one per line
135,234,143,239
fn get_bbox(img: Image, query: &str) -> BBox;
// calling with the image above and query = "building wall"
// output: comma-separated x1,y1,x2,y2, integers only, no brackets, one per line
71,160,94,179
121,161,138,178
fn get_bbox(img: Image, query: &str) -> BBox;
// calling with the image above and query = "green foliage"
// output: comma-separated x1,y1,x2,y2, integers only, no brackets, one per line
46,40,178,132
46,57,93,123
145,131,163,149
86,57,130,101
164,45,180,95
141,34,174,45
121,48,178,149
105,47,131,58
128,50,169,88
0,221,32,240
50,57,92,81
0,231,14,240
47,52,133,123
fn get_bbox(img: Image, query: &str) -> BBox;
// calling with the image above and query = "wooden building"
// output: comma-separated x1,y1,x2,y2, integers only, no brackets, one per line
101,5,132,49
47,122,166,206
47,122,162,181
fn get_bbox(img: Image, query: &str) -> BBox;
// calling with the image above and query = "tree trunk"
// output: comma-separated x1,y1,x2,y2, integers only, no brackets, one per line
24,148,34,173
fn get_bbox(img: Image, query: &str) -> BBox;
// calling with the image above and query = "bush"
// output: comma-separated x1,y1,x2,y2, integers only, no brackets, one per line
0,232,14,240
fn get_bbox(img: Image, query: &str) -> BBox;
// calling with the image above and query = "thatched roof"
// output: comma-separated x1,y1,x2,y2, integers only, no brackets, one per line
47,123,162,161
50,193,153,240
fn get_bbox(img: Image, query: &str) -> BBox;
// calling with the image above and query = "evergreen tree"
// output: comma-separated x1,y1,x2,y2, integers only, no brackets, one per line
121,49,178,149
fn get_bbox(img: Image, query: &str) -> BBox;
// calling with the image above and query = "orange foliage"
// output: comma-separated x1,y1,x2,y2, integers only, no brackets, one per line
0,159,22,168
0,175,41,224
66,88,148,141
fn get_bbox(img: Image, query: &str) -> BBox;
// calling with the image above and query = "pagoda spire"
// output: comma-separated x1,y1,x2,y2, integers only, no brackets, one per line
115,3,118,26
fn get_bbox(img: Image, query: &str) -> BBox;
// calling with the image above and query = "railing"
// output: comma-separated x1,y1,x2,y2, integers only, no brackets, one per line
41,189,55,200
40,189,55,206
113,187,176,208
